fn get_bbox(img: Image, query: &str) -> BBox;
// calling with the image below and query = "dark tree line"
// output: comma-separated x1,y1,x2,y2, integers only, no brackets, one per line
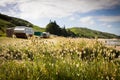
46,21,75,37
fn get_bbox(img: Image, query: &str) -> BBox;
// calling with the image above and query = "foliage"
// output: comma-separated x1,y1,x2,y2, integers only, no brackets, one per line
45,21,119,38
69,27,119,38
0,13,33,27
45,21,76,37
0,37,120,80
33,25,45,32
0,13,35,36
0,13,119,38
46,21,61,36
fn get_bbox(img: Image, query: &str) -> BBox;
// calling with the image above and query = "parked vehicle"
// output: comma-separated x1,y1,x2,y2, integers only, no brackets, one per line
41,32,50,38
14,26,34,38
34,31,42,36
6,27,14,37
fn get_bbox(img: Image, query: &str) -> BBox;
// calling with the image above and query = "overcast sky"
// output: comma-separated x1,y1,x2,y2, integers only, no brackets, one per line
0,0,120,35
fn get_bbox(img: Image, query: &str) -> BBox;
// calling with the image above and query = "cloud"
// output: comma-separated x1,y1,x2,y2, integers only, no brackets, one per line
0,0,120,19
80,16,95,25
0,2,21,17
0,0,15,6
97,16,120,22
69,17,75,21
101,23,112,28
107,25,112,28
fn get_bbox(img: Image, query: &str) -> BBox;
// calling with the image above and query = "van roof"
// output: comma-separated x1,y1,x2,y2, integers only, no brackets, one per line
14,26,32,30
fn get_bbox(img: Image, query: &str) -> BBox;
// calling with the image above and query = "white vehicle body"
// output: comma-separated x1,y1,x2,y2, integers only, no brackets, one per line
14,26,34,34
14,26,34,38
41,32,50,38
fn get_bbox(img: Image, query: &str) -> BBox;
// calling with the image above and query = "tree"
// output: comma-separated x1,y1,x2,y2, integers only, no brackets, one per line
46,21,61,36
46,21,76,37
61,25,68,37
67,29,76,37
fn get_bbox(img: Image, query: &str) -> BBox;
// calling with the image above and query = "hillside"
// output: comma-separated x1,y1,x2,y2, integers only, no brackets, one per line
0,13,119,38
69,27,119,38
0,13,43,36
33,25,45,32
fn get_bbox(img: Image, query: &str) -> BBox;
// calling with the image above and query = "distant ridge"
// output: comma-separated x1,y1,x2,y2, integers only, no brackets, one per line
69,27,119,38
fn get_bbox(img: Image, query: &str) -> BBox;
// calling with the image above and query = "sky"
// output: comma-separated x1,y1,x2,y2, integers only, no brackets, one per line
0,0,120,35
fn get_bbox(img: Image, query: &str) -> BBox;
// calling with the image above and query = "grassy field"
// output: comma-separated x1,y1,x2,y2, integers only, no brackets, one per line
0,37,120,80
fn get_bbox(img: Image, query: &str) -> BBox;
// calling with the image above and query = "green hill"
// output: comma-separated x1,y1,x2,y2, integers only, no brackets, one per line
69,27,119,38
0,13,119,38
33,26,45,32
0,13,44,36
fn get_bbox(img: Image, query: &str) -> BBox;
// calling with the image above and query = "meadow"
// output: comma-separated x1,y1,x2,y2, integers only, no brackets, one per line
0,37,120,80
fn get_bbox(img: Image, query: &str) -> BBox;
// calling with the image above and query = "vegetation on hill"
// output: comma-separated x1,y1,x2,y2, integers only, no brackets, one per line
0,13,119,38
0,13,43,36
33,25,45,32
46,21,61,36
46,21,77,37
45,22,119,38
69,27,119,38
0,18,14,36
0,13,33,27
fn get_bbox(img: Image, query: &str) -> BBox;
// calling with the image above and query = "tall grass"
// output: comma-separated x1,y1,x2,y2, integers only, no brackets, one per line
0,37,120,80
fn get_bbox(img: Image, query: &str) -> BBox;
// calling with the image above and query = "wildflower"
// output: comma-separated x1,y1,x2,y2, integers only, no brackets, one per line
76,63,79,68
